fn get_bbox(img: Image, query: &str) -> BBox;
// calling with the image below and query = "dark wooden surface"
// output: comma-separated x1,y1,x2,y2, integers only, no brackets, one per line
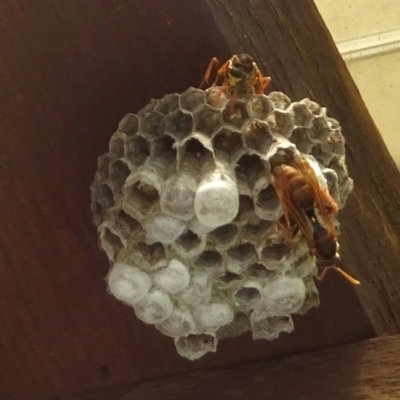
65,335,400,400
0,0,387,399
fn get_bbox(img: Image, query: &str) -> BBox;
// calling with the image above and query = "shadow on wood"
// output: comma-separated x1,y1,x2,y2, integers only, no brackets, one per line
64,336,400,400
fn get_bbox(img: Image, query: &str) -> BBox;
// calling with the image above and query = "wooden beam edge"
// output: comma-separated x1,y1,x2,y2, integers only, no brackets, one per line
63,335,400,400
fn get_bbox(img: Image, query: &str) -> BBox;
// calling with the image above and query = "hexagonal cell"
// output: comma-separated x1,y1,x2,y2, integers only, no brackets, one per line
154,93,179,115
123,180,159,220
212,127,244,163
111,209,140,241
139,111,166,141
179,136,214,173
136,241,166,266
300,98,321,115
222,99,249,128
247,263,276,279
205,86,228,108
218,271,242,284
194,104,222,137
235,195,254,222
242,219,273,242
118,113,139,136
322,168,340,203
254,185,280,216
193,250,224,276
137,99,157,117
261,242,291,262
296,277,320,315
311,144,333,167
174,334,217,360
310,115,332,142
166,109,194,141
91,184,115,226
108,160,130,196
152,135,177,165
235,154,265,189
268,91,291,109
227,243,257,271
325,130,346,156
247,94,273,120
179,87,206,112
96,154,111,181
251,315,294,340
216,313,250,340
244,119,273,154
174,229,204,257
207,223,238,248
267,109,294,137
109,131,125,158
100,227,123,261
267,143,298,169
234,283,262,309
288,102,314,128
290,127,314,154
125,135,150,167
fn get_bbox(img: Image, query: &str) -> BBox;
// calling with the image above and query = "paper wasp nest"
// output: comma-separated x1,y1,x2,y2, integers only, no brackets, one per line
90,87,352,360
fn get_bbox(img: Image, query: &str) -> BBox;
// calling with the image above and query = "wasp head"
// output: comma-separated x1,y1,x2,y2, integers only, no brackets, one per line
227,53,255,81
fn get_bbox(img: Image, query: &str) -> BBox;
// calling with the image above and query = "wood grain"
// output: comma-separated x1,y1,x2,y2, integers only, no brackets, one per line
64,335,400,400
205,0,400,335
0,1,377,399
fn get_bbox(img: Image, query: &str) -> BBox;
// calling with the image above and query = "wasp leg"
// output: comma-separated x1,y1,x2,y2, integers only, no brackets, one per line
213,80,229,106
261,76,272,91
254,70,271,94
332,267,360,285
315,267,329,281
199,57,220,88
228,90,238,111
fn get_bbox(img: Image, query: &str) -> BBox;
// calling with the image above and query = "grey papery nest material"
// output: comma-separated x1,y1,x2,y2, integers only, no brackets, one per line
90,87,352,360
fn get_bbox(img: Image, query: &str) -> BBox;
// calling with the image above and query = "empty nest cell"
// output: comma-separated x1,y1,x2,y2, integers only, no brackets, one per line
212,127,244,163
244,119,273,154
222,99,250,128
255,184,280,211
236,154,265,190
166,109,194,141
261,242,291,262
92,184,115,226
207,224,238,247
194,250,224,275
124,180,159,219
108,160,130,196
118,113,139,136
139,111,166,141
227,243,257,268
109,132,125,158
125,135,150,167
154,93,180,115
247,94,273,120
179,88,206,112
179,136,214,172
175,230,203,254
194,104,222,137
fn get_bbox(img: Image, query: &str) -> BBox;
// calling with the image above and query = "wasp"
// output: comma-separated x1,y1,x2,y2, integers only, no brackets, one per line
272,156,360,285
200,54,271,106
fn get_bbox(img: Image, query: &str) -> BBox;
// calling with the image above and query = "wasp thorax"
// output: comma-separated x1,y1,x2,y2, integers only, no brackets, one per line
91,85,352,360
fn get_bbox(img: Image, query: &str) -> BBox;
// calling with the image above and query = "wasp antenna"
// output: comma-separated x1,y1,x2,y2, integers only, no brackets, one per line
333,266,360,285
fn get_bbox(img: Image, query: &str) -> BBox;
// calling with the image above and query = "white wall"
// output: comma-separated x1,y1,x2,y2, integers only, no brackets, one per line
315,0,400,165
